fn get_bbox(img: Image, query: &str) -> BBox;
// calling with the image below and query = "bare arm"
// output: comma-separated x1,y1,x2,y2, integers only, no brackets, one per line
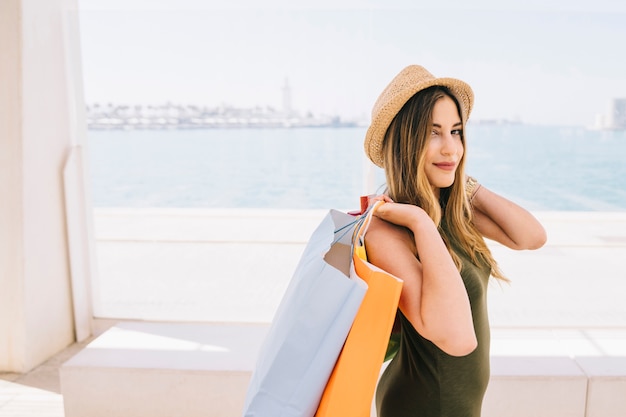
365,202,477,356
470,184,547,250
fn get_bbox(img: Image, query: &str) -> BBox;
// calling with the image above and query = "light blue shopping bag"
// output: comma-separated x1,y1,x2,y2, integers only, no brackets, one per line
242,209,367,417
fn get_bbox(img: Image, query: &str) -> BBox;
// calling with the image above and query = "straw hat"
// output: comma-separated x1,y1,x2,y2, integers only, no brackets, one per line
364,65,474,167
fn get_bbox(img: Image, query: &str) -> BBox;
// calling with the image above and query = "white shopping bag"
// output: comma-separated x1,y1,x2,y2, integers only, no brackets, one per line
242,209,367,417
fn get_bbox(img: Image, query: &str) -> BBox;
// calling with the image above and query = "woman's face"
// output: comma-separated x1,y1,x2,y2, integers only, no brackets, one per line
423,95,464,197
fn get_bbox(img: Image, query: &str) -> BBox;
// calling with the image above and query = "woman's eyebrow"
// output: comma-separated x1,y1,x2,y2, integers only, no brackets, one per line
432,122,463,128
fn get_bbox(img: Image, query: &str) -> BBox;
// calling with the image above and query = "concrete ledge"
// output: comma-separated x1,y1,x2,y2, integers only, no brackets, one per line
483,357,588,417
577,357,626,417
60,322,268,417
61,322,626,417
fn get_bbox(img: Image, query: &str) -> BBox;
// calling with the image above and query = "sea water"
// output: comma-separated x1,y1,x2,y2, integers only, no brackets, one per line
87,124,626,211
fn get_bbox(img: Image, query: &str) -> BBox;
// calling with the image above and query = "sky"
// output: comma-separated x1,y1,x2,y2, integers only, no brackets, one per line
78,0,626,127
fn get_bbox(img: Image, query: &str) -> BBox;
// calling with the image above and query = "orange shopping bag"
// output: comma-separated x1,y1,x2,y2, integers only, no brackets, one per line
316,201,403,417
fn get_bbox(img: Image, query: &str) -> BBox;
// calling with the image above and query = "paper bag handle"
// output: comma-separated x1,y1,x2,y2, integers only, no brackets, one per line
353,200,385,261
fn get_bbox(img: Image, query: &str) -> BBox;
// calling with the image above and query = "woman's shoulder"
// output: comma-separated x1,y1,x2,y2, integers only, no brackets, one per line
365,216,416,254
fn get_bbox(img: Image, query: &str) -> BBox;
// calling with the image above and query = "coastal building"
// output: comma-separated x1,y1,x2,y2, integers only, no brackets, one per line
84,101,364,129
84,76,365,129
594,98,626,130
611,98,626,129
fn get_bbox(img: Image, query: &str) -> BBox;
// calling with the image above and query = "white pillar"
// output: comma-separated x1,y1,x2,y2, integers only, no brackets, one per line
0,0,90,372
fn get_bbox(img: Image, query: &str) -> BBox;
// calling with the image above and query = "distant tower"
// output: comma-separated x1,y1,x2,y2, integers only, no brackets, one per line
282,78,293,116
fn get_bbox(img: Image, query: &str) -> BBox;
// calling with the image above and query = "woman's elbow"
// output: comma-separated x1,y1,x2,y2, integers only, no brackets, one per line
524,226,547,250
510,225,547,250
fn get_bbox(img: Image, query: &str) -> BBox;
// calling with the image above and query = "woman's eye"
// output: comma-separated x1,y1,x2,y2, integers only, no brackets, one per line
431,129,439,136
451,129,462,136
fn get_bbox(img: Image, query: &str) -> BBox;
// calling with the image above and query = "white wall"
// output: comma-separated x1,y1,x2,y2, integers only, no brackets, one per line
0,0,87,372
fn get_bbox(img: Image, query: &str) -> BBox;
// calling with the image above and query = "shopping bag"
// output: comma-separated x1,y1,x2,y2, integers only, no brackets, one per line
242,209,368,417
315,201,403,417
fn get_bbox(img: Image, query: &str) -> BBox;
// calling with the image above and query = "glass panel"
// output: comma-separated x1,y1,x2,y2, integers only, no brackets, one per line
79,1,626,325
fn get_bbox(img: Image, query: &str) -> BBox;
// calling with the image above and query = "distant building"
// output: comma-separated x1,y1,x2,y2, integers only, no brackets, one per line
594,98,626,130
84,102,363,130
611,98,626,129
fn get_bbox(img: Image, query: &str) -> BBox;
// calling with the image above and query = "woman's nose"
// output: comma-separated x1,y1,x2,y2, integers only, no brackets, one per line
440,134,456,155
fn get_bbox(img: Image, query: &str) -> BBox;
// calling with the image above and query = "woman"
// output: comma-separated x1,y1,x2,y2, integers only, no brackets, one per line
363,65,546,416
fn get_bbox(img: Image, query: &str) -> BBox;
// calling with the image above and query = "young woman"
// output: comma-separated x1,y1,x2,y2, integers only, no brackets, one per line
363,65,546,417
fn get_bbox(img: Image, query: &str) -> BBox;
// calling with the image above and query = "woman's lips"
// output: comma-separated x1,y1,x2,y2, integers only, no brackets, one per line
434,162,456,171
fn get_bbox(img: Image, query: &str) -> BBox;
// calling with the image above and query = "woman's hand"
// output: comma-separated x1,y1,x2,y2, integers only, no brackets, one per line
366,194,394,206
368,196,434,236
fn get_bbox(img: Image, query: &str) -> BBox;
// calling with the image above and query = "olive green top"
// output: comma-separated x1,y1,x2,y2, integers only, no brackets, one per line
375,239,492,417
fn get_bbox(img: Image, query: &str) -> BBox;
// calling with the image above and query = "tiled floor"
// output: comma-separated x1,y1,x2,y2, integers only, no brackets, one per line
0,341,91,417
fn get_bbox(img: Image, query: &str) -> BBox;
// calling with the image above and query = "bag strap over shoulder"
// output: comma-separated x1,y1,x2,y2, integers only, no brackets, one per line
353,200,385,261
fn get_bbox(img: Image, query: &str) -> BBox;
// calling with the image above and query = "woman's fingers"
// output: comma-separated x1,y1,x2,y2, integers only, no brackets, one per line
369,194,394,205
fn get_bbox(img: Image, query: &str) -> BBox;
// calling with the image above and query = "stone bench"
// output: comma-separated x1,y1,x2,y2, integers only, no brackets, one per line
60,322,268,417
484,356,626,417
61,322,626,417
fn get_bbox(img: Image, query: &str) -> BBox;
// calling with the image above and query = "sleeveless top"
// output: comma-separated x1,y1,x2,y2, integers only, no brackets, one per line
375,236,492,417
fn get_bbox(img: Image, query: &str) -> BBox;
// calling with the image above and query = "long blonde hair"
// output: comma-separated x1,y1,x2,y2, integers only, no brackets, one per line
381,86,506,281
